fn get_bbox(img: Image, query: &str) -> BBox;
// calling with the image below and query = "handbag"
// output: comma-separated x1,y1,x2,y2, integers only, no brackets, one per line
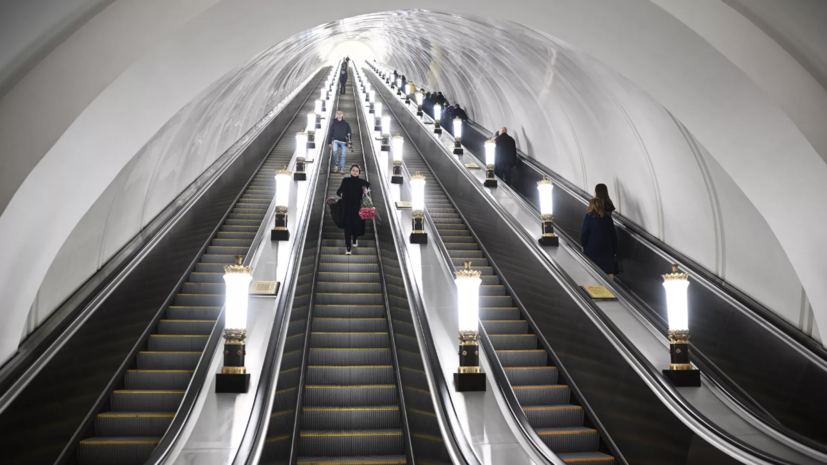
328,198,344,229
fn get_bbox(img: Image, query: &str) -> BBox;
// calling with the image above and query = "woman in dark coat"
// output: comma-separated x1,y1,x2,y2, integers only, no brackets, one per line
337,164,370,254
580,198,617,277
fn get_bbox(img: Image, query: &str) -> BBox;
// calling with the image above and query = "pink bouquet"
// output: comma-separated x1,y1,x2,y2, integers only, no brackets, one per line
359,187,376,220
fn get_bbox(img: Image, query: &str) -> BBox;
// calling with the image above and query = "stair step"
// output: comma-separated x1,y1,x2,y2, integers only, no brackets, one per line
496,350,547,367
535,427,600,453
310,332,390,348
523,405,585,428
111,390,185,412
95,412,174,437
125,370,193,390
513,385,571,406
299,429,403,456
306,366,395,385
77,438,160,465
137,351,201,370
308,348,392,365
301,406,401,429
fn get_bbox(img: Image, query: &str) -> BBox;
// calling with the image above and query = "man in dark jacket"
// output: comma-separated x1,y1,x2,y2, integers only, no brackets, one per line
338,67,348,94
495,127,517,184
452,104,468,122
434,91,446,107
442,103,455,133
392,70,398,83
424,91,433,117
328,111,352,173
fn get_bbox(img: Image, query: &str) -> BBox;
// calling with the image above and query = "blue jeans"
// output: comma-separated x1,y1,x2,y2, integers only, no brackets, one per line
332,141,347,171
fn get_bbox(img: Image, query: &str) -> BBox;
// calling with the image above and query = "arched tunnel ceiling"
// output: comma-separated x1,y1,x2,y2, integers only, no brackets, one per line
1,1,826,365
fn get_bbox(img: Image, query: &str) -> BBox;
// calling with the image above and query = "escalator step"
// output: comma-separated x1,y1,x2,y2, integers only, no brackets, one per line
148,334,208,351
308,348,392,365
315,293,384,305
172,293,223,307
306,366,394,385
314,305,385,318
504,366,558,386
557,451,615,464
523,405,584,428
296,455,406,464
137,351,201,370
187,272,226,283
303,385,398,406
488,334,537,350
95,412,174,436
299,429,403,456
316,282,383,293
512,385,571,406
482,319,529,334
125,370,193,390
309,332,390,348
534,427,599,453
312,318,387,332
181,282,224,294
157,319,215,334
77,438,159,465
496,350,547,367
111,390,185,411
166,305,222,320
301,406,401,429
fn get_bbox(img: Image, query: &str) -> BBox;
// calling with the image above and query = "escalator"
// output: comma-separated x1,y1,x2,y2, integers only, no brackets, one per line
402,139,615,464
262,67,410,464
0,68,334,465
76,129,297,465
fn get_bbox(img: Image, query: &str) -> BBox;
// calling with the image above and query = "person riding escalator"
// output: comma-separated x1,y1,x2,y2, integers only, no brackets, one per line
336,164,370,255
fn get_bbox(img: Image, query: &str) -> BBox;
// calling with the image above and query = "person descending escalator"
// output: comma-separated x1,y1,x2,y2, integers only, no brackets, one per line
452,103,468,122
338,67,348,94
580,198,618,278
336,164,370,255
434,91,446,107
393,70,398,83
328,110,352,173
494,126,517,185
424,91,434,117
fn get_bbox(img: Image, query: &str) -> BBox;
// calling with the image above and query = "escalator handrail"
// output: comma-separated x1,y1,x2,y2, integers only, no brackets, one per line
370,68,800,465
461,119,827,370
148,67,333,465
457,121,827,459
355,63,481,465
230,65,342,465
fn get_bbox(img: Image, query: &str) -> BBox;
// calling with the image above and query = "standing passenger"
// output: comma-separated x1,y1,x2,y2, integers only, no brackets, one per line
337,165,370,255
580,198,618,278
494,127,517,184
339,67,348,94
452,104,468,122
328,111,352,173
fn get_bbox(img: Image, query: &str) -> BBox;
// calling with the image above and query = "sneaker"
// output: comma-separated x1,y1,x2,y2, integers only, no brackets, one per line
345,248,352,255
353,240,358,248
332,166,339,173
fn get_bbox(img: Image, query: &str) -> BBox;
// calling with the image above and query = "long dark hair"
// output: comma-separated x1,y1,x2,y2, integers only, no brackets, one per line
595,183,611,203
587,198,606,218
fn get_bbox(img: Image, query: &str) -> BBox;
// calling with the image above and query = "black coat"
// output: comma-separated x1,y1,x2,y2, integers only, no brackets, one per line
337,176,370,236
434,94,446,106
580,212,617,274
452,108,468,121
495,133,517,167
339,69,348,83
327,119,352,144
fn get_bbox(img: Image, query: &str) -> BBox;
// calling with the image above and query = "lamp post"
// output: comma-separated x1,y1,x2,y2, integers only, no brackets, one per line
374,102,383,132
416,91,424,118
391,134,404,184
484,138,497,188
662,265,700,386
410,172,428,244
454,261,485,391
433,103,442,135
294,132,308,180
369,90,376,114
405,83,413,105
319,89,327,110
216,255,252,393
453,118,464,155
271,167,291,241
396,78,402,96
313,100,322,129
365,83,371,103
306,112,317,150
381,115,391,152
537,177,558,246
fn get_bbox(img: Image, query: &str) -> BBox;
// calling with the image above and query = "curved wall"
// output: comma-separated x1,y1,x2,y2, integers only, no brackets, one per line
1,0,826,365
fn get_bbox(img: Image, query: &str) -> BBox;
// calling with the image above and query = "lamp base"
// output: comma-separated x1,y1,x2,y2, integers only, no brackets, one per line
294,172,306,181
434,128,442,135
538,236,559,247
410,232,428,244
271,229,290,241
484,179,498,188
216,373,250,393
453,148,464,155
391,175,403,185
662,368,701,387
454,372,486,392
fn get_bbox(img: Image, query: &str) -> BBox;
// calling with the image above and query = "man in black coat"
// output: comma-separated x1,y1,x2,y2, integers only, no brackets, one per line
338,67,348,94
434,91,446,107
452,104,468,122
328,111,352,173
495,127,517,185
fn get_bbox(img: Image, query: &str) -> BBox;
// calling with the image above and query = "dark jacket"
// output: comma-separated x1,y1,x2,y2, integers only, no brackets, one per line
393,71,398,81
339,69,348,83
337,175,371,235
495,133,517,167
434,94,446,106
327,119,352,144
580,212,617,275
452,107,468,121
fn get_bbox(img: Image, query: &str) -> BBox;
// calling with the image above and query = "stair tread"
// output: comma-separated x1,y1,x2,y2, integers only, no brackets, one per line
97,411,175,417
297,456,407,464
79,437,161,444
534,426,598,434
